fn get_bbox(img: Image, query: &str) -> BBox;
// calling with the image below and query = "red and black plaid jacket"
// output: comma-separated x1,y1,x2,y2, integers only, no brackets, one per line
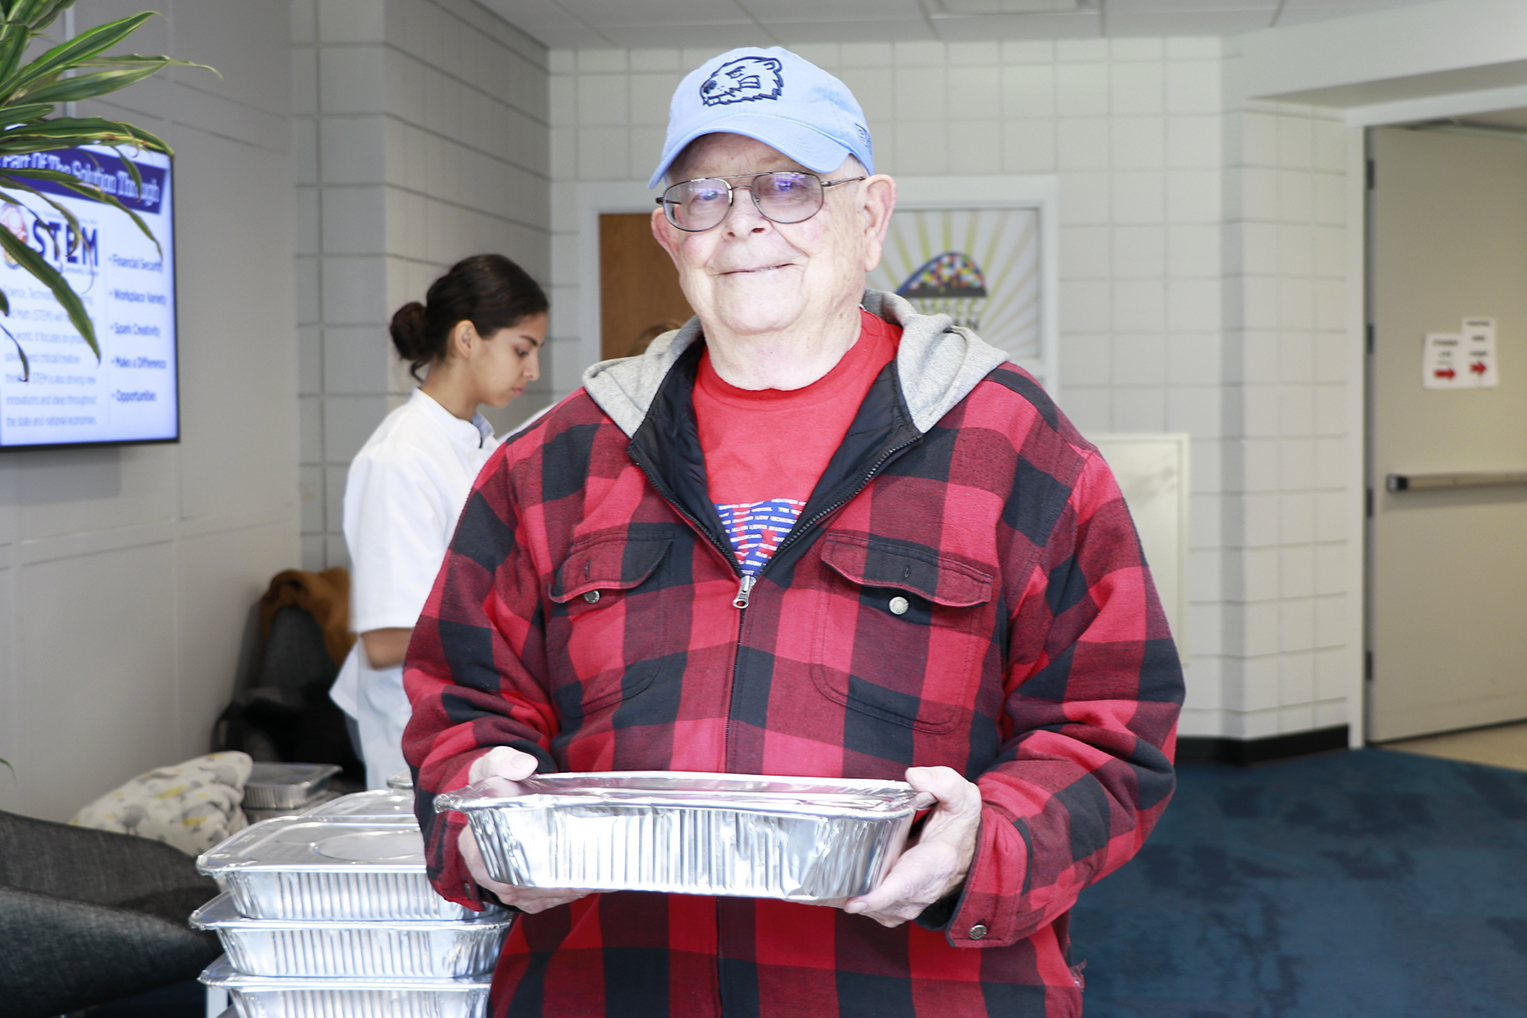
404,291,1183,1018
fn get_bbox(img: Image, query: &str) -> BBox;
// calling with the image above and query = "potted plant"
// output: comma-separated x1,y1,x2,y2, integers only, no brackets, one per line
0,0,207,380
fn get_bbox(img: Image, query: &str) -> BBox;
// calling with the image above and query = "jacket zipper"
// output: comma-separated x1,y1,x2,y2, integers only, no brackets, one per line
732,574,756,609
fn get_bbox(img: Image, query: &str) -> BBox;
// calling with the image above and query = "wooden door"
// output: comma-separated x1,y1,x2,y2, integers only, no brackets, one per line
599,213,693,360
1367,126,1527,740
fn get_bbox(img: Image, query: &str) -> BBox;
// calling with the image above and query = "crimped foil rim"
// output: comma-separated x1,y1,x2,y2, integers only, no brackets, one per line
435,770,920,818
198,955,492,990
191,892,509,931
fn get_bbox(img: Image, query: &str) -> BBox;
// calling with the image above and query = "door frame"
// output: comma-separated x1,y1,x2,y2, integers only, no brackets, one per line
569,180,660,394
1345,102,1527,746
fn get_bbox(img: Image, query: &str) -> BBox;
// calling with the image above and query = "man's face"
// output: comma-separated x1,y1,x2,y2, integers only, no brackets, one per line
651,134,891,344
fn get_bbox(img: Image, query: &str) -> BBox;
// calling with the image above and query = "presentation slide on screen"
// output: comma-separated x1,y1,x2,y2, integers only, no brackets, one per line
0,144,176,448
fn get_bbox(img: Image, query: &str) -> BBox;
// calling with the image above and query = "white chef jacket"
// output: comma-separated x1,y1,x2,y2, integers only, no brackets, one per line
331,387,498,788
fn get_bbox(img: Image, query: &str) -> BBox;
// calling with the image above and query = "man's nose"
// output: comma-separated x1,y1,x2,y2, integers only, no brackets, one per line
724,185,770,233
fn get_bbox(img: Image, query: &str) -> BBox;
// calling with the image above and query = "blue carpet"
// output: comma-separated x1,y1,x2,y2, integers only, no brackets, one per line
1071,749,1527,1018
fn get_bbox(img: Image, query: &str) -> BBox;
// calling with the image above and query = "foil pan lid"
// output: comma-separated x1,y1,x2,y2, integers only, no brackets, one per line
196,815,427,875
191,891,509,931
199,955,492,990
246,761,340,789
436,770,924,818
307,789,416,817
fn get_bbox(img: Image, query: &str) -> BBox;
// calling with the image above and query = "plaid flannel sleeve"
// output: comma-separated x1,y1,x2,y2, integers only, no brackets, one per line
401,444,560,911
943,445,1184,948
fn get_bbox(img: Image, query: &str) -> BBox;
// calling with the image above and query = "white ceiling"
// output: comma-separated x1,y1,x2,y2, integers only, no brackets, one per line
481,0,1438,50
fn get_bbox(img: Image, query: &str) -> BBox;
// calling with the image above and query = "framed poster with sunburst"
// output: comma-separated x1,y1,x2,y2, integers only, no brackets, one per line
867,176,1058,392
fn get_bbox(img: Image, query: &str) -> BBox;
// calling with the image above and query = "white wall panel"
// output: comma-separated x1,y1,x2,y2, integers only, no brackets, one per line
297,0,552,569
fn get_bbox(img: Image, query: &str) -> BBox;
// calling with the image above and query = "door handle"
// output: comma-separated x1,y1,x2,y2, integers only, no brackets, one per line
1386,471,1527,491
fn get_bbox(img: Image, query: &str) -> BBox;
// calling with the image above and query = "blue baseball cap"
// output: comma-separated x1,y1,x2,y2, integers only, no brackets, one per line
648,47,874,189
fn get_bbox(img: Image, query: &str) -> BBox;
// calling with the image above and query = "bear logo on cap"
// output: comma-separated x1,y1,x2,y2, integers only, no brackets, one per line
700,56,783,106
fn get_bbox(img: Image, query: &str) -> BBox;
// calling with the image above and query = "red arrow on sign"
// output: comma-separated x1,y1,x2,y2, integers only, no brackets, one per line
1471,361,1488,375
1435,368,1456,379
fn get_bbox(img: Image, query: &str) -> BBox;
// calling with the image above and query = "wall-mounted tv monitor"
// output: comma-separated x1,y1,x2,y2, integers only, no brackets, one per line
0,143,176,450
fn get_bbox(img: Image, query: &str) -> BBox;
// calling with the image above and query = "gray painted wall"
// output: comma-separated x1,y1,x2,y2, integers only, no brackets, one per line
0,0,299,821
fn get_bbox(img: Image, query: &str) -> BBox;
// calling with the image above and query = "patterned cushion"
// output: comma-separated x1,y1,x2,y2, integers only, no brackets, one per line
70,752,253,854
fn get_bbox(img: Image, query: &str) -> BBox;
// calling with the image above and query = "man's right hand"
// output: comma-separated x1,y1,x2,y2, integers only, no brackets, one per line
458,746,590,914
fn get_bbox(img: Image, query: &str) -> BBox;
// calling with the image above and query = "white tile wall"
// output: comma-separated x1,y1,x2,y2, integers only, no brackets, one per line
296,0,552,569
1218,93,1351,741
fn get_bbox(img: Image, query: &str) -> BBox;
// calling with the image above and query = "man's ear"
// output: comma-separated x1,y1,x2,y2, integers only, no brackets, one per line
651,206,683,264
860,174,897,272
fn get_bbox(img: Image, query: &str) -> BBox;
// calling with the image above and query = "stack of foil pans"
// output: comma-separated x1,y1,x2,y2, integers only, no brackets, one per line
195,795,507,1017
436,771,923,902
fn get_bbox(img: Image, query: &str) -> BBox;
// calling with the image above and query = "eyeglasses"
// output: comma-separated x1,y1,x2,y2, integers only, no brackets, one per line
656,171,866,232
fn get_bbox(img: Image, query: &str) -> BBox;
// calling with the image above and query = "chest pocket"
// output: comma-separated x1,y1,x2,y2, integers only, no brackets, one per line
548,534,672,715
812,534,994,733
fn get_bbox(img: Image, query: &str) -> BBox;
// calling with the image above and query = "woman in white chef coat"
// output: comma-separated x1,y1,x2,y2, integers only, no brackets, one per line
331,253,547,788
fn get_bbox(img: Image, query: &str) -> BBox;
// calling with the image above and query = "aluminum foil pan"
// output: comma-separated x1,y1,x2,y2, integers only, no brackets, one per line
199,956,490,1018
388,768,414,790
307,789,416,818
191,893,510,978
435,771,924,902
244,763,342,810
243,789,344,824
197,816,479,921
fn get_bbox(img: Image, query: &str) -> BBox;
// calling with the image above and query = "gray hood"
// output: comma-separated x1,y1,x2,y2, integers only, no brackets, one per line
582,289,1010,438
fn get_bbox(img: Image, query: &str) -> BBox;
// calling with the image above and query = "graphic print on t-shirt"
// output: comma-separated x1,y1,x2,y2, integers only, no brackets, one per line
716,497,806,575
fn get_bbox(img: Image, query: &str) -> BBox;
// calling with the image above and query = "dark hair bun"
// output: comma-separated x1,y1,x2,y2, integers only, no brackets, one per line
388,302,430,362
389,255,549,381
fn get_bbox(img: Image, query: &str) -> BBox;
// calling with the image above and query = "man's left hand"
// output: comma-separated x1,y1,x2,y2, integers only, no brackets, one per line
841,765,982,928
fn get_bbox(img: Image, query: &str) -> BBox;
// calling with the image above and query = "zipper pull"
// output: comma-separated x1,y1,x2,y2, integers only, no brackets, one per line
732,574,756,609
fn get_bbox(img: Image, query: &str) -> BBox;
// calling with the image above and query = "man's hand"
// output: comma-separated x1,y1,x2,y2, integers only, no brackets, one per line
457,747,590,914
841,765,982,928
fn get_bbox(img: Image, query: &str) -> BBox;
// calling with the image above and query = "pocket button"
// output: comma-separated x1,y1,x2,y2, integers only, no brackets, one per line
888,595,910,616
583,590,601,604
969,924,988,940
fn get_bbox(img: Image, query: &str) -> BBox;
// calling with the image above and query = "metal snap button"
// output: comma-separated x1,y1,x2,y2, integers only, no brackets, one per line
889,595,910,615
969,923,988,940
583,590,601,604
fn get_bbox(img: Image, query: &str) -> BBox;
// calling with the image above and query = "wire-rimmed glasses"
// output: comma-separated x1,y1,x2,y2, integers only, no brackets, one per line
656,171,866,232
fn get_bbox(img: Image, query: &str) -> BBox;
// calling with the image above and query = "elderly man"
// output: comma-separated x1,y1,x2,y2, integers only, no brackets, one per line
405,46,1182,1018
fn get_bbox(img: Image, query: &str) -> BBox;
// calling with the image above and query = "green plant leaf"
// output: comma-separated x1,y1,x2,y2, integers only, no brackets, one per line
79,53,220,80
0,318,27,382
20,63,166,106
0,101,54,122
0,11,155,102
0,224,97,362
0,115,171,155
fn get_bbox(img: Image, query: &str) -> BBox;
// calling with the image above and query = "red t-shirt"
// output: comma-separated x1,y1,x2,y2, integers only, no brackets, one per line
693,309,901,574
